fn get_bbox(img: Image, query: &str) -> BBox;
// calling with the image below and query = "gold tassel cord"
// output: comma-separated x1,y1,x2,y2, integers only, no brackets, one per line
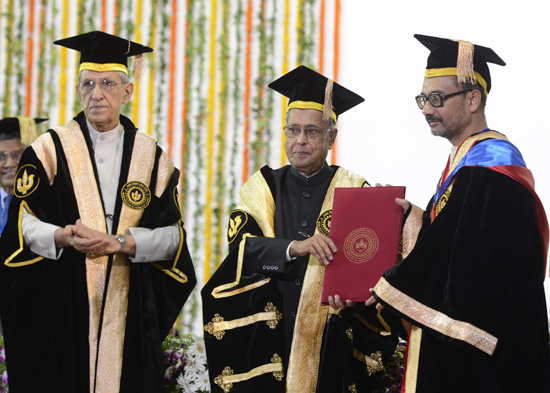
455,40,476,85
132,54,147,81
323,78,333,122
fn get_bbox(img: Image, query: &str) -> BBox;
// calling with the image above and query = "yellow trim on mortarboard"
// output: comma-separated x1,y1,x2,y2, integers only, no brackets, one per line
79,62,129,75
286,100,337,123
425,67,488,96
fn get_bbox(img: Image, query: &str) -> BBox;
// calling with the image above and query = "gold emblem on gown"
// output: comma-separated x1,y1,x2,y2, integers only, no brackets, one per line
227,210,248,243
435,187,452,215
121,181,151,209
14,164,40,197
316,209,332,236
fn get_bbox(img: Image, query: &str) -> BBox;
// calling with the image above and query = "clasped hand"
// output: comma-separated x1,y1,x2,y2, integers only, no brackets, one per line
62,219,119,258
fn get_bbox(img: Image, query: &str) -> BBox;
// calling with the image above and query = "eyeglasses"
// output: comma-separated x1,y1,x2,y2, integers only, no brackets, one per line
78,79,126,94
415,89,472,110
283,125,333,140
0,149,24,164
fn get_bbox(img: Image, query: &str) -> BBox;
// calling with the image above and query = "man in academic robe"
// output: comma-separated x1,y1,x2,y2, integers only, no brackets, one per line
368,35,550,392
202,66,405,393
0,117,47,235
0,31,196,393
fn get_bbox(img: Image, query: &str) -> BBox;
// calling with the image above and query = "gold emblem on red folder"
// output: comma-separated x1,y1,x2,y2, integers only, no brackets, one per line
344,228,379,264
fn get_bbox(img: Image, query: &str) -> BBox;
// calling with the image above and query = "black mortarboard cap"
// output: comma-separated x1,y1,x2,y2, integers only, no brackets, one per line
268,65,364,122
53,30,153,77
415,34,505,95
0,117,48,144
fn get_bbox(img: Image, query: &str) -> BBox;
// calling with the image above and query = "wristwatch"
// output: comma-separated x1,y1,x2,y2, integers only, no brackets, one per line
115,234,127,252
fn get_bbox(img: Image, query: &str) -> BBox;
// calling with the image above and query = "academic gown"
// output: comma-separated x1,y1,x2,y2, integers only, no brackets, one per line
202,164,400,393
373,131,550,393
0,112,196,393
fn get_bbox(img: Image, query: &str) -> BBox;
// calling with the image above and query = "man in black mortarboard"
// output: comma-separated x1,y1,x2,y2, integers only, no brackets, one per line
0,31,196,393
202,65,408,393
367,35,550,392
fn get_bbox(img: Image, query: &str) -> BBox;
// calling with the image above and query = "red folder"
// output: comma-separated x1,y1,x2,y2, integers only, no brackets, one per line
321,186,405,303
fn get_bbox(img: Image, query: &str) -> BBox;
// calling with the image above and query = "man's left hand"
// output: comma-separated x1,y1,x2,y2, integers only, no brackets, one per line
328,294,355,310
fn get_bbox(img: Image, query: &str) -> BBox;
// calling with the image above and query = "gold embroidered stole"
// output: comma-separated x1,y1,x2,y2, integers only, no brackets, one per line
286,168,366,393
54,121,159,393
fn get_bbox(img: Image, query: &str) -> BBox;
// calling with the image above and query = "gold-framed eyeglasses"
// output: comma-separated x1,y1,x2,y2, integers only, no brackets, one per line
78,79,126,94
283,125,333,140
415,89,472,110
0,149,24,164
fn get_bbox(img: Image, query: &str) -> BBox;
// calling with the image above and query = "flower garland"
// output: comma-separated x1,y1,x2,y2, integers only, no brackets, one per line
203,0,218,280
147,0,158,137
154,0,170,143
280,0,290,166
2,0,15,116
228,0,244,212
242,0,253,183
130,0,144,127
180,0,195,218
57,0,70,123
167,0,178,156
331,0,341,165
24,0,36,116
14,0,25,114
213,0,230,267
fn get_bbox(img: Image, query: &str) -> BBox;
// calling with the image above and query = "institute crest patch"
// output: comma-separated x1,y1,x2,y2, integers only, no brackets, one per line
121,181,151,209
316,210,332,236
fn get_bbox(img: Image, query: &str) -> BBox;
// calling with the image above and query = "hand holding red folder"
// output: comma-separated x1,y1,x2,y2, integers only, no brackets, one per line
321,186,406,304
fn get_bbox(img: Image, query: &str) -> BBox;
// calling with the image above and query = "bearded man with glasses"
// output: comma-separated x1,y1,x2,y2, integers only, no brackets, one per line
202,65,406,393
367,34,550,392
0,31,196,393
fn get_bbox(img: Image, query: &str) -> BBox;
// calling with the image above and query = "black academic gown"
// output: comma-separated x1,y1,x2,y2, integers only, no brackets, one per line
202,164,399,393
0,112,196,393
373,166,550,392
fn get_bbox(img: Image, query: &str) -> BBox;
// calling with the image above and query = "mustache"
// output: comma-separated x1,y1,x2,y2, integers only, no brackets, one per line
425,114,443,123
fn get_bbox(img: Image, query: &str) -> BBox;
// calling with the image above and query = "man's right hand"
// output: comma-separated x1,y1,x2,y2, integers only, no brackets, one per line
289,234,337,265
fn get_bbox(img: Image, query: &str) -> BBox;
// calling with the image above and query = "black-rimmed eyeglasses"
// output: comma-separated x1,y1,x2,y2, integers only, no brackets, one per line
415,89,472,110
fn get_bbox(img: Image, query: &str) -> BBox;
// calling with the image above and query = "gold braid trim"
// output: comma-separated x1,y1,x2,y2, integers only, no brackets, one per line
403,326,422,393
287,100,337,123
79,62,128,75
31,133,57,185
425,67,488,96
3,201,44,267
287,168,367,393
204,302,282,340
215,354,284,390
374,277,497,355
211,170,277,298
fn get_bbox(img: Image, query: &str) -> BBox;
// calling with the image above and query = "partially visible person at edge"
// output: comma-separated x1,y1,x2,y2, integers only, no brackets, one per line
0,31,196,393
367,34,550,392
0,117,47,235
201,65,416,393
0,117,47,337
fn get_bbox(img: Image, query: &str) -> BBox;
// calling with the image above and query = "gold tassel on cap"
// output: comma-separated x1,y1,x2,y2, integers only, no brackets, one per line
17,117,38,145
132,54,147,80
455,40,476,85
323,79,334,122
